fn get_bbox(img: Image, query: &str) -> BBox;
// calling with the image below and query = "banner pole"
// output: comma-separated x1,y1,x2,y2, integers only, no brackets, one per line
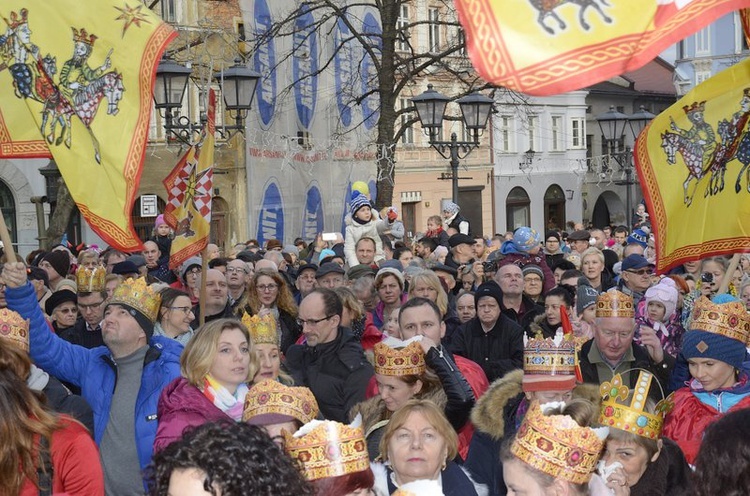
717,253,741,295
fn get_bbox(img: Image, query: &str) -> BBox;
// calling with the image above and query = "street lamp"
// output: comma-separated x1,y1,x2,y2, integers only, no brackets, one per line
411,84,494,202
519,148,535,171
595,105,655,228
154,57,260,143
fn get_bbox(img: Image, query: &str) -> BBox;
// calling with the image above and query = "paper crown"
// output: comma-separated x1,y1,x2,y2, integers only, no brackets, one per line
374,340,426,376
284,416,370,481
682,101,705,115
0,309,29,352
8,8,28,29
599,371,674,440
595,290,634,318
524,336,577,377
241,312,280,346
75,266,106,293
690,296,750,345
72,27,97,46
511,402,607,484
109,277,160,322
243,380,319,425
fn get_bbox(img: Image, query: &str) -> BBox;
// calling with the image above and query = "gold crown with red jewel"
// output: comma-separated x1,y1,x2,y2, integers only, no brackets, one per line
242,380,319,425
241,312,280,346
690,296,750,345
511,401,608,484
0,309,29,352
595,290,635,318
8,8,28,29
109,277,160,322
75,266,106,293
72,27,97,46
682,101,705,115
373,340,426,376
599,371,674,440
283,416,370,481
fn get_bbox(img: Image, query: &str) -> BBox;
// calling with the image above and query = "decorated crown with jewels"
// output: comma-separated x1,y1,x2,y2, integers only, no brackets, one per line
283,416,370,481
109,277,160,322
242,380,319,425
511,401,608,484
241,312,280,346
0,309,29,352
374,340,426,376
690,296,750,345
599,371,673,440
76,266,106,293
596,290,634,319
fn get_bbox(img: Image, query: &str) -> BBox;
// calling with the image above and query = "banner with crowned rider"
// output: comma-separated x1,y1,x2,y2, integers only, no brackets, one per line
636,58,750,273
0,1,175,251
454,0,750,96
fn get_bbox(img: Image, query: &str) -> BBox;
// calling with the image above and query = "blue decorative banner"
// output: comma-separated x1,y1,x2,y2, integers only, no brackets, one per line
341,180,353,234
302,184,324,241
253,0,277,128
361,11,381,130
293,3,318,130
257,180,285,244
368,179,378,205
334,15,354,128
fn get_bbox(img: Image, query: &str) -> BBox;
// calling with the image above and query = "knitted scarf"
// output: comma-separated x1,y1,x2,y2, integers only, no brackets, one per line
202,374,249,422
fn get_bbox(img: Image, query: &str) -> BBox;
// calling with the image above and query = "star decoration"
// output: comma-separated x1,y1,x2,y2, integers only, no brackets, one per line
114,3,151,37
181,161,211,213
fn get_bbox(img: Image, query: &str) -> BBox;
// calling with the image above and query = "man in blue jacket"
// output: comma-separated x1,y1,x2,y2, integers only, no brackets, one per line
3,262,182,495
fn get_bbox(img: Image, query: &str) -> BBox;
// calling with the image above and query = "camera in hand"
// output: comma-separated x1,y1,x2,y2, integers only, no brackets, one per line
701,272,714,284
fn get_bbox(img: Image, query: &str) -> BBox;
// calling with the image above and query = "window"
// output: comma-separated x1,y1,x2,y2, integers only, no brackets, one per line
527,115,538,152
497,116,513,153
400,98,414,144
0,180,16,246
397,5,410,52
457,28,467,56
695,26,710,55
571,118,586,149
551,116,563,151
428,8,440,52
695,71,711,85
161,0,176,23
297,130,312,150
506,187,530,231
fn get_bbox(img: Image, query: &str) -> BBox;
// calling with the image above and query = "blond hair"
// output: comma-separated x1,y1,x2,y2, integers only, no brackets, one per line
379,399,458,463
407,270,448,316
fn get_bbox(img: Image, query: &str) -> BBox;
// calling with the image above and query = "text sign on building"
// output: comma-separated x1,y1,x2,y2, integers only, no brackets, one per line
140,195,158,217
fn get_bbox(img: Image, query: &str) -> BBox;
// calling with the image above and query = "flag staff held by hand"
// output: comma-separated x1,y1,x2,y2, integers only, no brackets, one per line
0,208,16,263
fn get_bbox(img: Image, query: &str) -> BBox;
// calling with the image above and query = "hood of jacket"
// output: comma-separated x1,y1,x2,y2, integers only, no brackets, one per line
158,377,224,420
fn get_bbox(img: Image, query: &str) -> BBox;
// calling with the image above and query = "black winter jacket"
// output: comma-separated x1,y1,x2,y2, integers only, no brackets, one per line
451,315,524,382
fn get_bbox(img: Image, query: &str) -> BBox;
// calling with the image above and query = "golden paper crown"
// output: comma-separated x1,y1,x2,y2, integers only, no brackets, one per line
374,341,426,376
72,27,97,46
690,296,750,345
596,290,634,318
682,101,705,114
8,8,28,29
109,277,160,322
76,266,106,293
0,309,29,352
284,417,370,481
599,371,674,440
243,380,319,424
241,313,280,346
511,402,607,484
524,336,577,377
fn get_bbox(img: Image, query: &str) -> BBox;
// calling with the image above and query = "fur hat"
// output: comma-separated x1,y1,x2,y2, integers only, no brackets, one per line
350,191,371,217
42,251,70,278
644,278,679,320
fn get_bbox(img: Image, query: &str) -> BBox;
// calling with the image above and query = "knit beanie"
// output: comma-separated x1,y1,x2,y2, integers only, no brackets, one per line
475,281,503,310
576,278,599,315
545,231,561,243
682,294,750,370
644,278,679,320
627,229,648,248
350,191,371,217
442,201,460,216
155,214,167,228
522,264,544,282
43,251,71,278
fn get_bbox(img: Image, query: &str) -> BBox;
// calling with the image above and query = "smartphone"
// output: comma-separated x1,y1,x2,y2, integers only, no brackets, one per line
321,232,338,242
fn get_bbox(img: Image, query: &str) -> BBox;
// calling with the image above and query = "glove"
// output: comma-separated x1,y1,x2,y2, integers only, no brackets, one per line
387,207,398,222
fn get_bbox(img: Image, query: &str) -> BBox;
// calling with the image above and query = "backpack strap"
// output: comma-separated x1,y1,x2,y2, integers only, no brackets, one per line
36,435,53,496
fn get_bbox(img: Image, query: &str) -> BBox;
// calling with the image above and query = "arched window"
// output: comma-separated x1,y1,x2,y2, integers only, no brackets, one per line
506,187,530,231
544,184,566,231
0,180,17,246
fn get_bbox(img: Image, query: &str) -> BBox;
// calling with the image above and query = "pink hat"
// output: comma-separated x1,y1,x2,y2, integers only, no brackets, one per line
155,214,167,228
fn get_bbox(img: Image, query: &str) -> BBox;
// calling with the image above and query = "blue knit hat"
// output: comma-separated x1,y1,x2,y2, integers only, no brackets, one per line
350,191,371,217
627,229,648,248
682,294,750,369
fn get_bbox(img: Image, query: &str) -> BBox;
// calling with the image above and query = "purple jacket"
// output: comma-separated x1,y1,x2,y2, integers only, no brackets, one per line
154,377,229,453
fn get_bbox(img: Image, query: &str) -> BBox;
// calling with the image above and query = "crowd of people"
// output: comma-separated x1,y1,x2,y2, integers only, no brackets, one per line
3,195,750,495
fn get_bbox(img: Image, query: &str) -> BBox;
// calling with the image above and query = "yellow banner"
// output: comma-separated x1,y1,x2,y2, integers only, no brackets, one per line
636,58,750,272
0,2,175,251
165,90,215,269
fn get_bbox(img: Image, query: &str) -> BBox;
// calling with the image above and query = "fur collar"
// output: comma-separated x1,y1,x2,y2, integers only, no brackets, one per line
350,387,448,435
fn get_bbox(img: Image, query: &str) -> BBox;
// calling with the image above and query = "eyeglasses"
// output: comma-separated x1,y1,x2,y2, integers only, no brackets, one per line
600,329,632,340
78,301,104,311
186,268,201,276
57,308,78,315
226,267,247,274
626,268,653,276
296,315,334,327
257,284,278,292
168,306,192,315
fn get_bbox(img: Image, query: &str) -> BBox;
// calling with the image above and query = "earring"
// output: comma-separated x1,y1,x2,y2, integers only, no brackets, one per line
441,460,447,471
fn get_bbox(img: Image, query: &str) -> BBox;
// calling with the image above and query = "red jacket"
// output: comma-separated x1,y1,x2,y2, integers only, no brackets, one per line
154,377,230,453
365,349,489,460
20,416,104,496
663,386,750,465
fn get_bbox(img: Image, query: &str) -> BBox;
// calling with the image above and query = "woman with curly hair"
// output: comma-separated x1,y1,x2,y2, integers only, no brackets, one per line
244,269,301,353
154,319,259,452
0,339,103,495
148,420,314,495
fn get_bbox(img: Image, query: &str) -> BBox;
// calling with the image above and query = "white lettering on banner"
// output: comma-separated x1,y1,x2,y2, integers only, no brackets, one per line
262,210,278,240
304,211,318,240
